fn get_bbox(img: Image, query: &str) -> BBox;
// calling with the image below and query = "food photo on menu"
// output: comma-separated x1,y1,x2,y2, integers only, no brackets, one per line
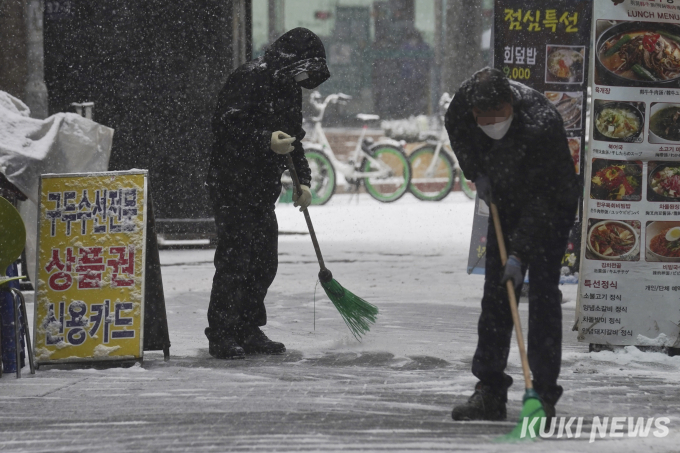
586,218,641,262
590,158,643,201
545,91,583,130
595,20,680,87
647,161,680,201
593,99,645,143
649,102,680,144
645,221,680,262
545,45,585,84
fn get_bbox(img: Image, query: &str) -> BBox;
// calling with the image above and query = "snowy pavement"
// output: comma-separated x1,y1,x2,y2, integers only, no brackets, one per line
2,193,680,452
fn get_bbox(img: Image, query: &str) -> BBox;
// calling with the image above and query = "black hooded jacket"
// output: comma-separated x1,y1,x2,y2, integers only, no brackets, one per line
445,80,580,260
207,28,330,207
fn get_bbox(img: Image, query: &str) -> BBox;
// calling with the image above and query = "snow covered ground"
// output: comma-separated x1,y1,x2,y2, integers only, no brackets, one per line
2,193,680,452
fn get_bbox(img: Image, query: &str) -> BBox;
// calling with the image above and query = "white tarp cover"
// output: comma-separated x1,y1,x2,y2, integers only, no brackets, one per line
0,91,113,279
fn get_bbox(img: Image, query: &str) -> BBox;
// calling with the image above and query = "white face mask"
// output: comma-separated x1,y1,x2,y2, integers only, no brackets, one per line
478,113,513,140
294,72,309,82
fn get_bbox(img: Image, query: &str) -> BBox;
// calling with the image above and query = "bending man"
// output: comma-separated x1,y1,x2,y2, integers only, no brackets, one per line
445,68,579,420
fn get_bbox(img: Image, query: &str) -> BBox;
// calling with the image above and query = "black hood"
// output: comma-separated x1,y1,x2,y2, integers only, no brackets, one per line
264,27,330,89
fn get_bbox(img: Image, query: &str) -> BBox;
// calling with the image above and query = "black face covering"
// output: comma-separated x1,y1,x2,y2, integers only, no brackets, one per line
298,72,326,89
265,28,331,89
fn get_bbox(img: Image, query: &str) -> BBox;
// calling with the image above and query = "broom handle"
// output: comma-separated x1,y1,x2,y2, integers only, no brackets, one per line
490,202,533,390
285,154,327,271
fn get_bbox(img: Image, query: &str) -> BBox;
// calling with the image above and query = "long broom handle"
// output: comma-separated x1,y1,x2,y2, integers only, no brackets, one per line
285,154,327,272
490,202,533,390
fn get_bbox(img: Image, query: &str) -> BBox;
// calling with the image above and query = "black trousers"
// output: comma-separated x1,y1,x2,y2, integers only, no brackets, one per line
471,215,571,404
205,204,278,342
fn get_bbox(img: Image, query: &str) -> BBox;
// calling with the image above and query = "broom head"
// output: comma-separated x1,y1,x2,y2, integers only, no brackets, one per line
319,269,378,340
495,388,546,442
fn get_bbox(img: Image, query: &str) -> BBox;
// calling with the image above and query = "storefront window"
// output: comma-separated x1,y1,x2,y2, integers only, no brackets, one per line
253,1,440,123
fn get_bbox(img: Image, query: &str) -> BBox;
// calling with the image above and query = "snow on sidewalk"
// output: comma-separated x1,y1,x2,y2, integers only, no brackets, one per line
2,193,679,452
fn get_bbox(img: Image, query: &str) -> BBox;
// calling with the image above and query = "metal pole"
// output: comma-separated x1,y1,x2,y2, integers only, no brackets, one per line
443,0,484,91
268,0,284,44
24,0,48,119
13,289,35,374
13,289,21,378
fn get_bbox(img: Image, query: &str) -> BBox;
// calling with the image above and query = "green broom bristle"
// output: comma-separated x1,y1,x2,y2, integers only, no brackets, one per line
320,278,378,340
495,389,546,443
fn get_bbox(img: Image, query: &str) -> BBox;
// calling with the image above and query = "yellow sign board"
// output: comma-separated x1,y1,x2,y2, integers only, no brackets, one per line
33,171,147,364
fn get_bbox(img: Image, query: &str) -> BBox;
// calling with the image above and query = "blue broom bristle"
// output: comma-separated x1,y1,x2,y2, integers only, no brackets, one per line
320,278,378,340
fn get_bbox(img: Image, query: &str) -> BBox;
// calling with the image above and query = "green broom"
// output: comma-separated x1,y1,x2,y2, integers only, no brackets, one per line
285,154,378,340
489,202,546,442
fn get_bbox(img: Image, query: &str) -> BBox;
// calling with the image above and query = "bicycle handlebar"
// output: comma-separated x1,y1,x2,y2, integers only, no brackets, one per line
439,92,452,108
309,92,353,121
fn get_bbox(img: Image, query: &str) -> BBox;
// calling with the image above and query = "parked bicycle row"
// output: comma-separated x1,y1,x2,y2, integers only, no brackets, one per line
280,92,476,204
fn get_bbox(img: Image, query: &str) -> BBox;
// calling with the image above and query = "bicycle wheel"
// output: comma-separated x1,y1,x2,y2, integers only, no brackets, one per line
458,169,476,200
305,149,336,205
362,144,411,202
408,145,454,201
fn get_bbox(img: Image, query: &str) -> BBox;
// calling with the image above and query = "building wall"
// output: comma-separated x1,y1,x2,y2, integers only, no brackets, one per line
0,0,27,99
252,0,438,123
43,0,251,224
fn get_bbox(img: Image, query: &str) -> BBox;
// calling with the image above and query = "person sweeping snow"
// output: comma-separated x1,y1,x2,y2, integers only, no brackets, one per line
445,68,579,423
205,28,330,359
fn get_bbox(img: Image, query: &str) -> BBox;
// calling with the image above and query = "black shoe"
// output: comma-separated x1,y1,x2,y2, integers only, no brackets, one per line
208,337,246,360
452,382,507,421
239,326,286,355
533,381,562,426
541,399,556,425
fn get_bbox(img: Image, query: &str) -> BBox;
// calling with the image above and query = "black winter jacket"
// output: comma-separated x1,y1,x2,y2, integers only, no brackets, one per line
207,28,330,207
445,80,580,260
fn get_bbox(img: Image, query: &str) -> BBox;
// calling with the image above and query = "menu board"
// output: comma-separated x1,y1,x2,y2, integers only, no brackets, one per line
576,0,680,347
468,0,593,275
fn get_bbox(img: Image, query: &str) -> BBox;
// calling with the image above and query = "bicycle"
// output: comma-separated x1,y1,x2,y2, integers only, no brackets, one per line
408,93,476,201
283,91,412,204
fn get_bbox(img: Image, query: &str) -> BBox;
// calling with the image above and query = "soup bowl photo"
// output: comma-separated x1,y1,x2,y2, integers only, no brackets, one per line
649,102,680,144
593,101,644,143
596,21,680,87
648,162,680,201
587,220,639,260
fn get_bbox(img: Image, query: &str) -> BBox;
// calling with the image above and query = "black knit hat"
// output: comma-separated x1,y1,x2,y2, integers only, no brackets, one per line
469,67,512,111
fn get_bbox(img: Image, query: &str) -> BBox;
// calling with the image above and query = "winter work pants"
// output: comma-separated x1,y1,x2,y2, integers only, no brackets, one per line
471,213,572,405
205,204,278,342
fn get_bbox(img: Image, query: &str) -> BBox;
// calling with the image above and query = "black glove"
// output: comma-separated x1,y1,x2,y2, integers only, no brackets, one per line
501,255,524,289
474,174,491,204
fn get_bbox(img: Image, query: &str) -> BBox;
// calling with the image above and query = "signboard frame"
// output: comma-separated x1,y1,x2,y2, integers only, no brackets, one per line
576,0,680,348
33,170,148,365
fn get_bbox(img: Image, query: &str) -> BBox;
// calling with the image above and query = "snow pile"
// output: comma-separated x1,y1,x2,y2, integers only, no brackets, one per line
636,333,677,347
381,115,437,142
574,345,680,369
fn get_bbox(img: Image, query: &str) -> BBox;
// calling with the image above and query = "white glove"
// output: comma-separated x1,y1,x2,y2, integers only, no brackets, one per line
293,185,312,211
271,131,296,154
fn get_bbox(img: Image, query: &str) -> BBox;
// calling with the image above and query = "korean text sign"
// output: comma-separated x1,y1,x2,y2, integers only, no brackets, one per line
577,0,680,347
34,171,147,363
468,0,592,274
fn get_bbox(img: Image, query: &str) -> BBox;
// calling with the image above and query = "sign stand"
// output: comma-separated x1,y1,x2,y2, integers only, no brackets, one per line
142,194,170,361
34,171,170,368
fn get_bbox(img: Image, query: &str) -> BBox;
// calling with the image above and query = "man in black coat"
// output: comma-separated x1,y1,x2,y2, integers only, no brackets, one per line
445,68,579,420
205,28,330,359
